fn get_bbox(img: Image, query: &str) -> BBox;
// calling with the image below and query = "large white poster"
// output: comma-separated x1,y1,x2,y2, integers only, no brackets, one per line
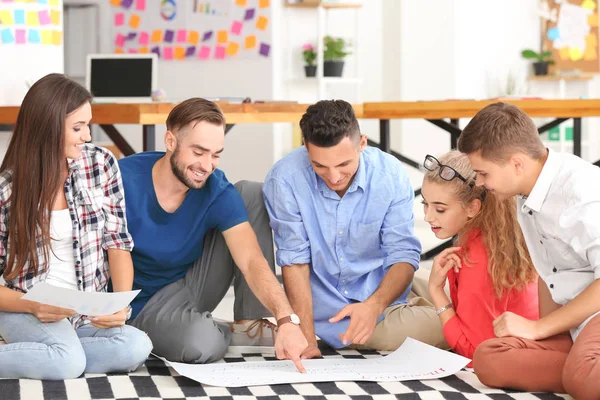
110,0,271,60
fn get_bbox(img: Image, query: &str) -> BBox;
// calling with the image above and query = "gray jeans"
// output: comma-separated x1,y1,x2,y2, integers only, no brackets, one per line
130,181,275,363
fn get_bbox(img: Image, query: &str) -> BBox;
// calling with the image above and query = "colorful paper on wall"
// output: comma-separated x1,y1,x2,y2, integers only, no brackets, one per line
214,45,225,59
226,41,239,56
188,30,199,44
244,8,255,20
231,20,242,35
256,15,268,31
174,46,185,59
2,28,15,44
164,29,174,43
259,42,270,57
139,31,149,45
50,9,60,25
258,0,269,8
26,10,39,26
114,12,125,26
28,28,40,43
202,30,213,41
198,45,210,59
135,0,145,11
14,10,25,24
0,10,14,25
244,34,256,49
176,29,187,42
163,46,173,60
151,29,162,43
15,28,26,44
129,14,140,29
217,30,228,44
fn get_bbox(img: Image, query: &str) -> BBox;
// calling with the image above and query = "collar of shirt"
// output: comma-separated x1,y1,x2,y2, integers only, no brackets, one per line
314,152,366,198
522,148,562,214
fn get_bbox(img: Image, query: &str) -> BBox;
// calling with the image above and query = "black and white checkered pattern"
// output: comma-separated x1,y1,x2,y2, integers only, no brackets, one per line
0,346,573,400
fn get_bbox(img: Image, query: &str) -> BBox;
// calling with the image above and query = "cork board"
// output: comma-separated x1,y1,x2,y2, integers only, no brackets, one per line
542,0,599,72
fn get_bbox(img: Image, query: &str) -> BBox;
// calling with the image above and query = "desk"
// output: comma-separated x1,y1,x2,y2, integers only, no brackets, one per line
0,102,365,156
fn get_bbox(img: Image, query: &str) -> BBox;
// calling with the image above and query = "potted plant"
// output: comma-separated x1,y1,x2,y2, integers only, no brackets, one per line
521,49,554,76
302,43,317,77
324,36,351,77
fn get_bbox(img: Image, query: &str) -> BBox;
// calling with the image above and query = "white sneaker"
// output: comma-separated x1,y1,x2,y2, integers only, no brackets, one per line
229,319,277,347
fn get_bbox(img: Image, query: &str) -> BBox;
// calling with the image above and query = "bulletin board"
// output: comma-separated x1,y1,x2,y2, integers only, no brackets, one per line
110,0,271,61
0,0,63,46
542,0,599,72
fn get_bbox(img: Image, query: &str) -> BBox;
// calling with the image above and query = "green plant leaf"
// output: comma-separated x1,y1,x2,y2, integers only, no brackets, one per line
521,49,540,59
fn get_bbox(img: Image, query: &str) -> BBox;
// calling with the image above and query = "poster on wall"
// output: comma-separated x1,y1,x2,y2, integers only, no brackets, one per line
0,0,63,46
110,0,271,60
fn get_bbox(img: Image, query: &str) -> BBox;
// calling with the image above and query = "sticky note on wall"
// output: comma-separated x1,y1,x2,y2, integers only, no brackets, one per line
188,30,199,44
245,35,256,49
28,28,41,43
259,0,269,8
15,29,26,44
164,29,174,43
26,11,39,26
226,42,240,56
129,14,140,29
114,12,124,26
0,11,14,25
50,9,60,25
231,20,242,35
14,10,25,24
136,0,146,11
217,30,228,44
235,0,247,6
175,47,185,59
177,29,187,42
151,30,162,42
115,33,125,47
1,28,15,44
215,45,225,59
198,45,210,59
139,31,149,45
259,42,270,57
163,47,173,60
139,47,149,53
256,15,268,31
41,29,52,44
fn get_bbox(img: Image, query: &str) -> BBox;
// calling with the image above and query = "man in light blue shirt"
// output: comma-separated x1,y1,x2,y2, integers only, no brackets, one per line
263,100,445,358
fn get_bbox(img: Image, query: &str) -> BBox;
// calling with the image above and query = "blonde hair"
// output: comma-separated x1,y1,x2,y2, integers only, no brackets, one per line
424,151,537,297
458,102,546,162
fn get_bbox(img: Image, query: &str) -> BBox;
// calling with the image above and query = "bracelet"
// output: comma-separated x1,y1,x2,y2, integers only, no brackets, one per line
436,302,454,315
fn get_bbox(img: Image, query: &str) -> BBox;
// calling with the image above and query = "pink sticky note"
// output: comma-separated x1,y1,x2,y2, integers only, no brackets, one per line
163,47,173,60
198,45,211,59
38,10,51,25
139,31,149,45
177,29,187,43
15,29,26,44
231,20,242,35
115,33,125,48
114,12,124,26
215,45,225,59
136,0,145,11
128,48,138,53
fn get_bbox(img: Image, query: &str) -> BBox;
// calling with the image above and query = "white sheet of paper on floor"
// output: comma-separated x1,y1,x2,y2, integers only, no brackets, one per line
155,337,471,387
22,282,140,316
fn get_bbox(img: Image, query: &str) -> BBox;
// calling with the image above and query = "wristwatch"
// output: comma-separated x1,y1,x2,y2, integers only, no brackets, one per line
125,305,133,321
277,313,300,327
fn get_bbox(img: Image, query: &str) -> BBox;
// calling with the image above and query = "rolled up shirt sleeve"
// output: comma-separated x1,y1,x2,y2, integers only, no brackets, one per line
262,177,311,267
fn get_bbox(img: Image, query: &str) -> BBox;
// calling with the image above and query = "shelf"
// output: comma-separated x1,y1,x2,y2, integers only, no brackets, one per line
285,2,362,9
286,77,362,84
528,73,596,82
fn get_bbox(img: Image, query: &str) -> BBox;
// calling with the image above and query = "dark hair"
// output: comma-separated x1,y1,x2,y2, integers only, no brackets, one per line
458,102,545,161
0,73,92,280
166,98,225,134
299,99,360,147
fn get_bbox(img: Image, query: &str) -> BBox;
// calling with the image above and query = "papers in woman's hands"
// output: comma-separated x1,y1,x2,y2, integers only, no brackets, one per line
156,338,471,387
22,283,140,316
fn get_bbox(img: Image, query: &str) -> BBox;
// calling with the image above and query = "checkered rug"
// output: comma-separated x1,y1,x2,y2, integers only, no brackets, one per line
0,345,573,400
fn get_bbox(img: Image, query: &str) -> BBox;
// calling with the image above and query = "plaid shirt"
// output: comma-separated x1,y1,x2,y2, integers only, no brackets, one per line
0,144,134,328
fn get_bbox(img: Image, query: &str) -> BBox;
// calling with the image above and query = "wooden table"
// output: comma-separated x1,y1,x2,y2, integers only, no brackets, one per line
0,102,364,155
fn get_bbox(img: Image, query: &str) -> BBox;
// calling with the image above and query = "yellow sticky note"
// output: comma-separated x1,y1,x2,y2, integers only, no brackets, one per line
52,30,62,45
188,30,199,45
256,15,268,31
582,0,596,10
50,9,60,25
26,11,39,26
115,48,125,54
235,0,247,5
589,13,599,27
259,0,269,8
151,30,162,43
174,46,185,59
245,35,256,49
226,42,240,56
217,30,228,44
41,30,52,44
48,0,59,6
584,46,598,60
129,14,141,29
570,47,583,61
587,32,598,47
0,11,14,25
139,47,149,54
110,0,121,5
559,46,570,60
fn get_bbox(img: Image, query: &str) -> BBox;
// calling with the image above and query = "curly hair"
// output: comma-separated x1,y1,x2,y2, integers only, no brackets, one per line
424,151,537,297
299,99,360,147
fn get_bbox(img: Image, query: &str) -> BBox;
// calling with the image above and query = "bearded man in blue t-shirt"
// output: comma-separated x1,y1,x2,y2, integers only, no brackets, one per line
118,98,307,369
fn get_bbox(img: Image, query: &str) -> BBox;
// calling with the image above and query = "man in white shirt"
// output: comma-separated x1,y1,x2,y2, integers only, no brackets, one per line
456,102,600,400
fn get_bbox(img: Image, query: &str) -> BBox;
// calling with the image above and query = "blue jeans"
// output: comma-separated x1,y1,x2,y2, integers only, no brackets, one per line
0,312,153,380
